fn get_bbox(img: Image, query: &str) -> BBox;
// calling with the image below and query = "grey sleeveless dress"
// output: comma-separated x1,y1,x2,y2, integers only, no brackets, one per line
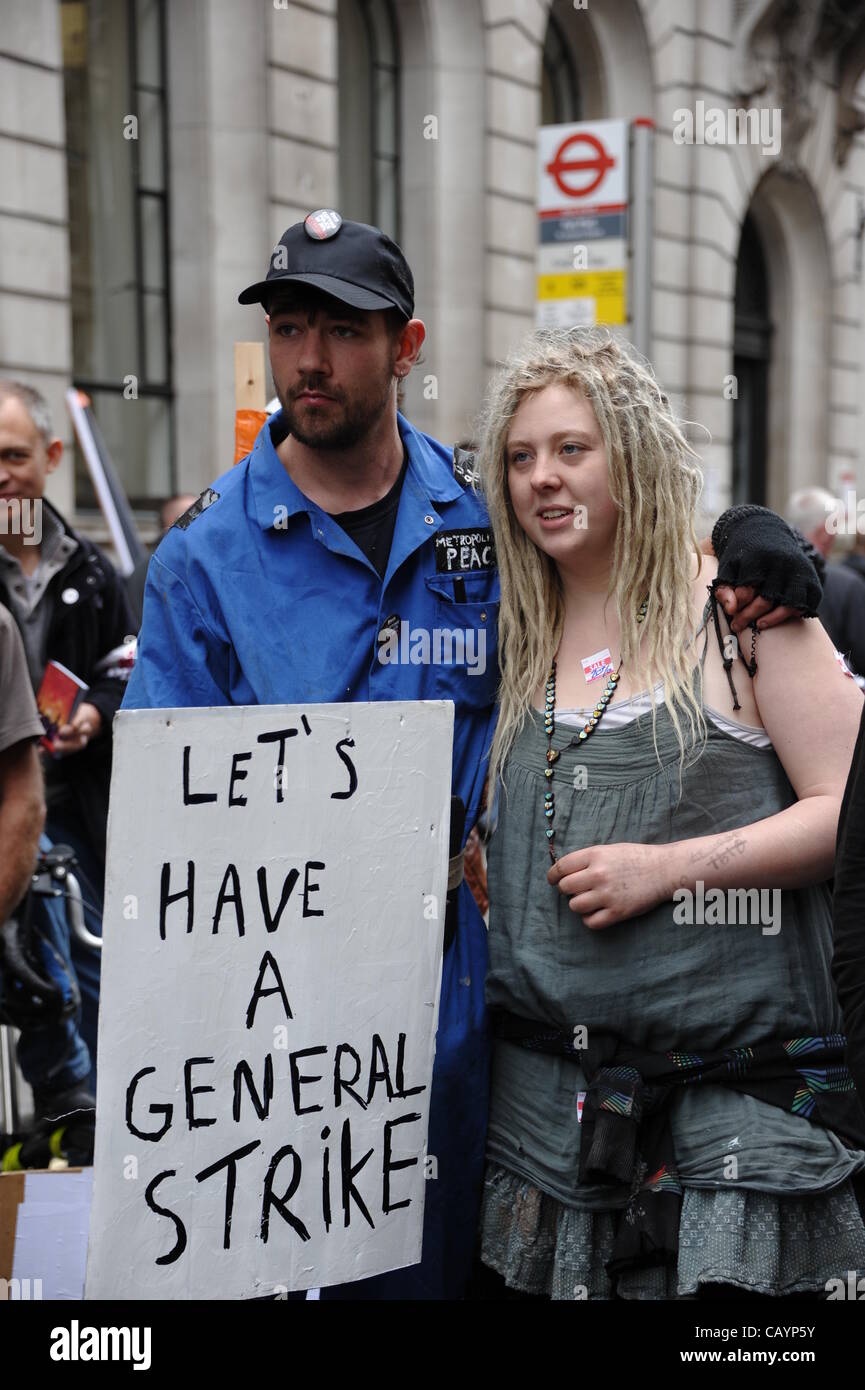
481,673,865,1299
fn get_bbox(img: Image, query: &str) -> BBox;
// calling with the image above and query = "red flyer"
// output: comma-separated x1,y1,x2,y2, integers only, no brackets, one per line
37,659,89,753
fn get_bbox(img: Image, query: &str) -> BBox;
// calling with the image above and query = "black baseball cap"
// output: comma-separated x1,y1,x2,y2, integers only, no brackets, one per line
238,209,414,319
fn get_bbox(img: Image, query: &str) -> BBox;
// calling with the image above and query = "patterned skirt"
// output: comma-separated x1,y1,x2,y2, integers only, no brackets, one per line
479,1160,865,1300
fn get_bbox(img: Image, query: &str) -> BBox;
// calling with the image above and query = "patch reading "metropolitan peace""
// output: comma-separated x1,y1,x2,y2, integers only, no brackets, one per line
434,528,496,573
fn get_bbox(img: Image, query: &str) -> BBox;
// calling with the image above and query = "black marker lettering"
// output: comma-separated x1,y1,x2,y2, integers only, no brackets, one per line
182,745,217,805
184,1056,217,1129
366,1033,395,1105
395,1032,427,1098
289,1045,327,1115
257,865,299,932
257,727,299,804
212,864,245,936
126,1066,172,1141
382,1112,422,1214
333,1043,367,1110
302,860,325,918
321,1126,332,1232
246,950,293,1029
261,1145,310,1244
159,861,194,941
228,751,252,806
331,738,358,800
195,1140,261,1250
145,1170,188,1266
340,1117,375,1230
232,1054,274,1123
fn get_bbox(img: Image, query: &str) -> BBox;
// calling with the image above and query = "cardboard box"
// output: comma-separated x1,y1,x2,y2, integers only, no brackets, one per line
0,1168,92,1299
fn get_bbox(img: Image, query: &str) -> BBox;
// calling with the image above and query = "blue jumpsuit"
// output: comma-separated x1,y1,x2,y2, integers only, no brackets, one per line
122,410,498,1298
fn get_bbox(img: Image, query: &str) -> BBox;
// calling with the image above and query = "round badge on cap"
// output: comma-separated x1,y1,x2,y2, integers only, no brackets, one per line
304,209,343,241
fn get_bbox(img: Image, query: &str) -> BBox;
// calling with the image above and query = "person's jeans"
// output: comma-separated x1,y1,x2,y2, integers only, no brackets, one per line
14,835,92,1097
43,812,103,1095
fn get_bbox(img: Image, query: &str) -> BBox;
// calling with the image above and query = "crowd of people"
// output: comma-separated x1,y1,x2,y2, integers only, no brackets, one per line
3,211,865,1300
0,382,193,1152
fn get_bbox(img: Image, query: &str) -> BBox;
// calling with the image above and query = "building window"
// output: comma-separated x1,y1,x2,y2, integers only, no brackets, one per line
732,212,772,507
337,0,400,240
62,0,173,509
542,6,581,126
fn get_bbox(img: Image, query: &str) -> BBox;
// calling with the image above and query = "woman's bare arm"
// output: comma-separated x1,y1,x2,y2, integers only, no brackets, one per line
551,614,863,926
661,615,862,893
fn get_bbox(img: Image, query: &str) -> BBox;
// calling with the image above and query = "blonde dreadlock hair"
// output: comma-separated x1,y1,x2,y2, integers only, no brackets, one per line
477,326,706,793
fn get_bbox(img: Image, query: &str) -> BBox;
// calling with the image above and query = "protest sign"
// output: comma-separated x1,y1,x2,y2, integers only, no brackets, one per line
85,701,453,1300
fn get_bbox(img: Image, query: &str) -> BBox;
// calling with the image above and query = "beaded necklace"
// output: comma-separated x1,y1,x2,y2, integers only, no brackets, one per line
543,598,648,864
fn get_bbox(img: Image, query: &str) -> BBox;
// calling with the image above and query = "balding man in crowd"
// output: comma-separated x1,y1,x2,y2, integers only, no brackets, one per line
0,380,135,1090
786,487,865,677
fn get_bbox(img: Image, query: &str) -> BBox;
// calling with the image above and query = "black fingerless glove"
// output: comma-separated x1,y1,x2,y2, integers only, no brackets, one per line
711,504,823,616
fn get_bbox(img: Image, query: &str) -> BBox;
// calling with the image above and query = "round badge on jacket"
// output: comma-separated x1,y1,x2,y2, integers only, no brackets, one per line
303,209,342,241
61,587,79,605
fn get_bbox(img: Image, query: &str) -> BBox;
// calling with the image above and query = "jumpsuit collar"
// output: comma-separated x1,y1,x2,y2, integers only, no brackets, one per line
247,409,467,582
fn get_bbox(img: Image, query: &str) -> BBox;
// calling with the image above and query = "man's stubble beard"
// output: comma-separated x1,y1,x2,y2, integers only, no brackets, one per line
279,367,396,451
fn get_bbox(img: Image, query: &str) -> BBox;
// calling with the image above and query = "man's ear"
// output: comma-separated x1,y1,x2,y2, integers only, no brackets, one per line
45,438,63,475
394,318,425,378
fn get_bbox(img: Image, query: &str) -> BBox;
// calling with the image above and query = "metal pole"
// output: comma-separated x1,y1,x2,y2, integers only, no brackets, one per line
66,389,146,576
630,118,654,358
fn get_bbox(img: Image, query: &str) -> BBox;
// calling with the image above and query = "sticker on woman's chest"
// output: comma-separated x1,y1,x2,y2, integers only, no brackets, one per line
581,648,613,683
434,528,496,573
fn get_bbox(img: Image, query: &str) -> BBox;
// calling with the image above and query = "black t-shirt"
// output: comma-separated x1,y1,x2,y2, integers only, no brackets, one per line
268,416,407,579
329,453,408,579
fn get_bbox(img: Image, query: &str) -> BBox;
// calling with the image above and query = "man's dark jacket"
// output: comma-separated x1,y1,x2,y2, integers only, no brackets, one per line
834,704,865,1101
0,500,135,855
819,563,865,677
844,551,865,584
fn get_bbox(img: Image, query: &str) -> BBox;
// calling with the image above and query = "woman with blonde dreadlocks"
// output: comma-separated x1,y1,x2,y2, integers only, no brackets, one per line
475,327,865,1300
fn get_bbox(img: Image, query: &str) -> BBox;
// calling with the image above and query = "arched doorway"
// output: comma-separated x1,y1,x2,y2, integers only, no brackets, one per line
732,172,831,512
540,0,652,124
732,213,772,506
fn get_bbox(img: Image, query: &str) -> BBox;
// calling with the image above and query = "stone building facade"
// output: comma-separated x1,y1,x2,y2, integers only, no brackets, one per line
1,0,864,524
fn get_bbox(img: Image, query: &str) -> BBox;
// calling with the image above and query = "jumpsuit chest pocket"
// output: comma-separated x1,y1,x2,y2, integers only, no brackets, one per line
422,571,499,709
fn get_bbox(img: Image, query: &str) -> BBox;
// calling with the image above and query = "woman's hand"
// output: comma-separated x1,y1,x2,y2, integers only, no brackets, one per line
714,583,801,634
547,842,670,928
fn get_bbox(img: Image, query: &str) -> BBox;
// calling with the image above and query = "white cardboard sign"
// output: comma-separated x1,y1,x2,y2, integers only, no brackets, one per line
85,702,453,1300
